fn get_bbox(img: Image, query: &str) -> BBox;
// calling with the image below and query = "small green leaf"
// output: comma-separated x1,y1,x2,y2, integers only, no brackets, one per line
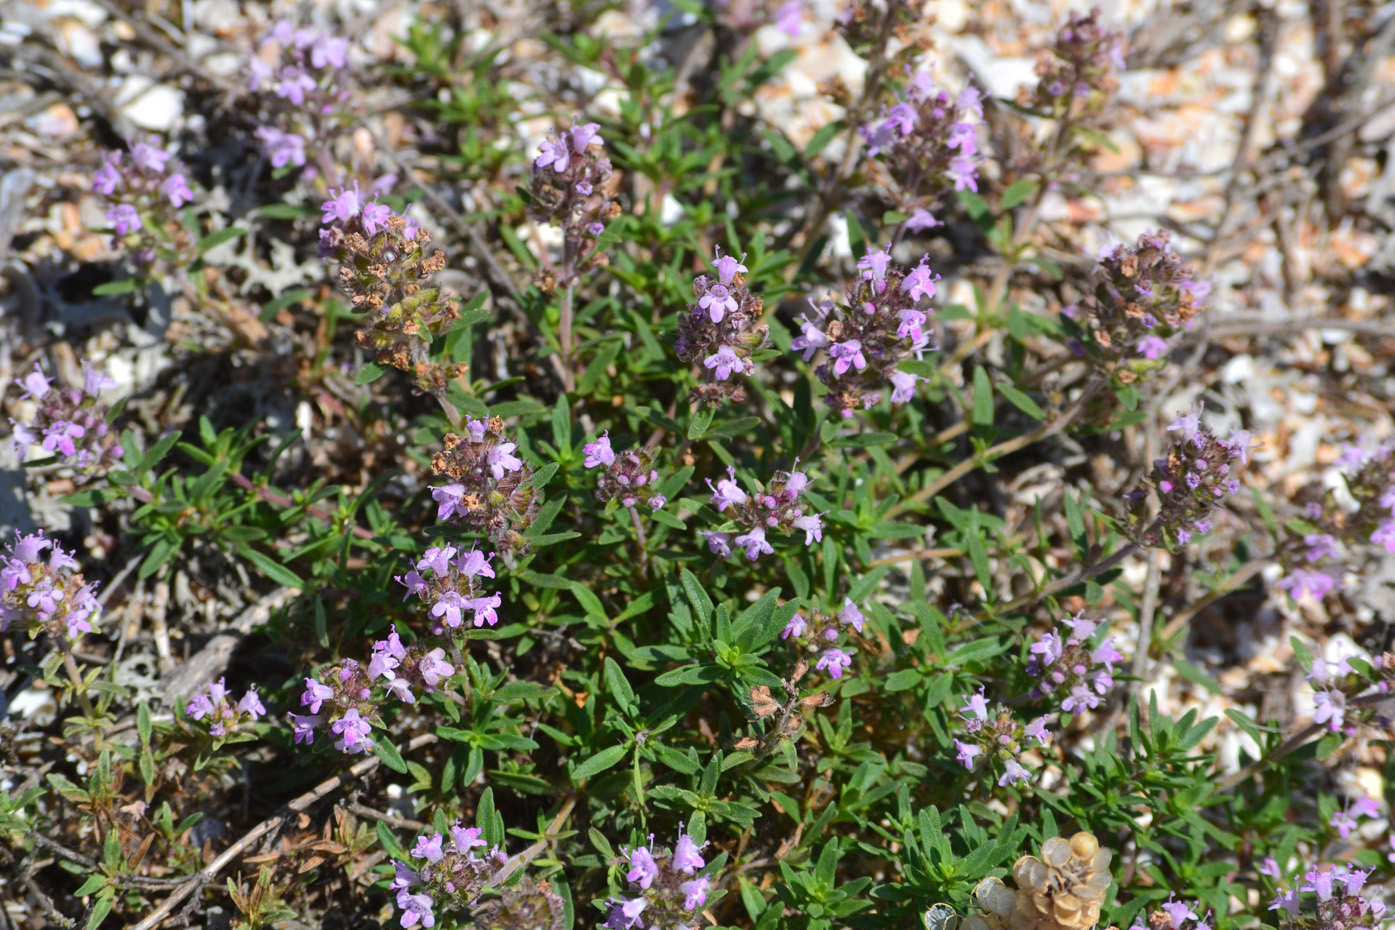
971,367,994,428
92,279,139,296
997,382,1044,419
196,227,247,254
1000,178,1040,210
237,546,305,590
356,362,389,385
572,743,630,779
374,739,410,773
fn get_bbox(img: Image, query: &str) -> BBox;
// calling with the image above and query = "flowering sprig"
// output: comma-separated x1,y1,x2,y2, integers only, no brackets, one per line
184,678,266,738
290,630,454,754
953,687,1051,788
92,138,197,271
247,21,353,173
391,818,507,929
606,828,711,929
674,248,770,406
429,417,540,555
397,547,503,633
1276,440,1395,602
318,185,466,393
1066,230,1209,384
794,245,936,416
1268,864,1386,930
703,465,820,561
862,70,985,213
779,598,865,680
0,531,101,642
529,121,619,282
583,432,667,511
1024,612,1122,713
1124,408,1253,548
1026,7,1125,126
7,363,124,477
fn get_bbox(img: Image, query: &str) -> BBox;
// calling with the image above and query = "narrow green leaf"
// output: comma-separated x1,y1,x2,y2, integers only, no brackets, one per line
572,743,630,780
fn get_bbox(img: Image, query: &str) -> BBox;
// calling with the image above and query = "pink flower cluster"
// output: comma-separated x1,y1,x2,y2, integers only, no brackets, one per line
703,464,821,562
793,246,935,417
397,546,502,633
390,818,507,929
583,432,667,511
780,598,866,680
1124,406,1254,548
674,248,770,406
606,828,710,929
1,531,101,641
290,626,454,753
185,677,266,737
428,417,541,555
92,139,196,256
1268,863,1386,929
8,363,124,476
861,71,984,198
248,21,353,172
953,687,1051,788
528,120,619,275
1025,612,1123,713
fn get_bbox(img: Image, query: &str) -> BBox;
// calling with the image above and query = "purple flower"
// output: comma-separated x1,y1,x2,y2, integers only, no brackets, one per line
330,708,373,752
431,590,468,628
681,876,710,910
1257,857,1281,878
1313,689,1345,732
829,340,866,375
567,122,603,152
451,823,485,852
289,713,321,744
949,156,978,191
712,248,747,286
774,0,802,35
1371,520,1395,553
1024,716,1050,744
416,545,456,577
1268,888,1300,915
1030,632,1064,667
734,526,773,560
93,155,122,195
469,592,501,627
1137,335,1169,359
584,431,616,468
626,846,659,888
130,142,170,175
396,890,436,929
901,257,939,302
42,421,86,457
301,677,334,714
1166,403,1204,441
699,283,738,322
534,136,570,174
703,345,745,381
418,649,454,688
310,34,349,69
412,832,446,863
960,687,989,720
237,689,266,719
954,739,980,769
781,613,807,639
1161,897,1200,927
431,484,465,521
275,66,317,105
997,759,1031,786
857,248,893,284
816,648,853,679
82,364,117,397
456,549,495,578
321,183,362,224
487,441,523,479
792,513,824,545
186,693,214,720
708,471,748,511
1331,811,1358,838
257,127,308,168
1278,568,1337,601
158,172,193,208
614,897,646,929
1305,533,1338,562
16,364,52,401
107,204,142,236
791,314,830,362
906,207,940,232
698,531,731,559
361,200,391,236
838,598,864,633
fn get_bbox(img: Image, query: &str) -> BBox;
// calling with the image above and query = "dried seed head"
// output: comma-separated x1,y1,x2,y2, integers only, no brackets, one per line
1002,833,1113,930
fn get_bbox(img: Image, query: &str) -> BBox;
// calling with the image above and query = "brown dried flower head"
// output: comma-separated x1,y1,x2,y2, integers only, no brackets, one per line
967,833,1113,930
